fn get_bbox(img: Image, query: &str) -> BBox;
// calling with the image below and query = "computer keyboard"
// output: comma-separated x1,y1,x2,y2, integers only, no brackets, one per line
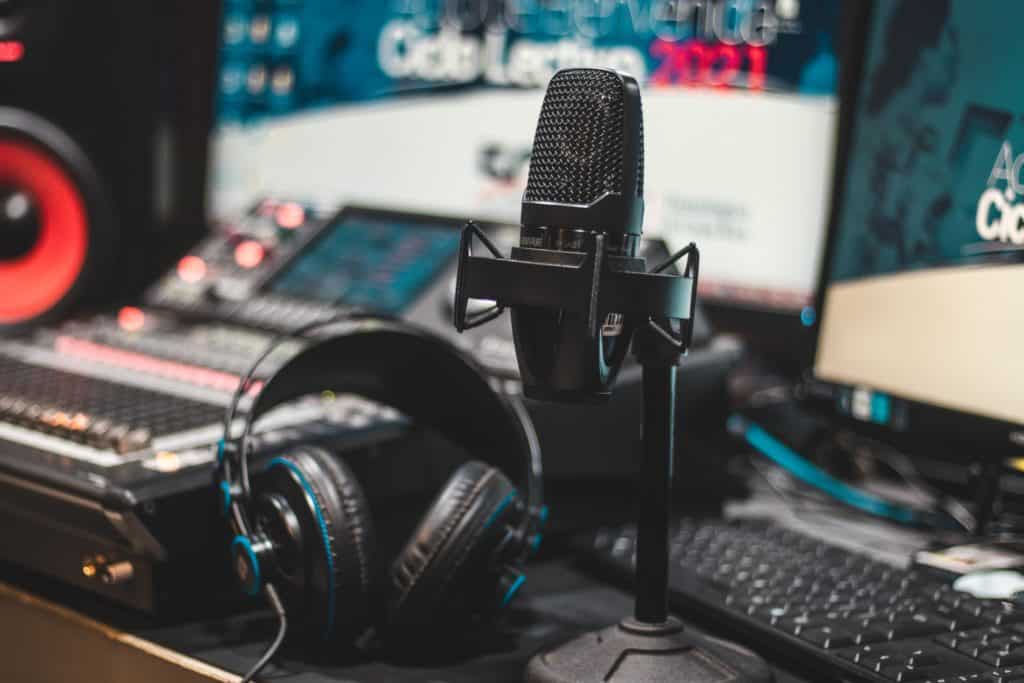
577,518,1024,682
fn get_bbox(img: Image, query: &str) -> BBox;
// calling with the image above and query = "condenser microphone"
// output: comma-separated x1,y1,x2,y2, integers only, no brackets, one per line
513,68,645,402
454,69,759,683
454,67,698,403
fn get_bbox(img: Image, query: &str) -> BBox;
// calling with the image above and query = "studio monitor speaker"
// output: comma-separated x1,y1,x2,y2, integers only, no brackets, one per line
0,0,218,329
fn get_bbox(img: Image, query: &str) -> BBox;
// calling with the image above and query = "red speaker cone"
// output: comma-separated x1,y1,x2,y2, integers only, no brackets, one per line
0,138,89,324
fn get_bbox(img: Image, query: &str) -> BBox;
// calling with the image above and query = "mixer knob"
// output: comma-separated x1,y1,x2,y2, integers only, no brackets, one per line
40,408,60,432
106,424,130,453
67,413,92,442
86,419,113,448
124,428,152,454
7,398,27,424
24,404,44,426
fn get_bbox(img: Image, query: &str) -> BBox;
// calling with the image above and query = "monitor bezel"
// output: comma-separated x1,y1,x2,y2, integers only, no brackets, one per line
805,0,1024,461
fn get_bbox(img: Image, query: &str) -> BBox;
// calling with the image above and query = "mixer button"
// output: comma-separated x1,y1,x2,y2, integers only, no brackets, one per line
121,428,152,454
40,408,61,431
24,404,44,426
7,398,28,423
66,413,92,442
106,424,131,453
86,419,113,447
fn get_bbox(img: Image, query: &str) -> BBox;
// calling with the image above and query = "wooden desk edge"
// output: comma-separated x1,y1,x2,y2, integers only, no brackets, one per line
0,580,239,682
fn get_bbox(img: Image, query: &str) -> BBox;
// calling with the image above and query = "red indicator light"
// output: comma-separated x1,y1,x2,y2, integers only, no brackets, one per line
117,306,146,332
234,240,265,269
0,42,24,63
177,255,207,283
274,202,305,229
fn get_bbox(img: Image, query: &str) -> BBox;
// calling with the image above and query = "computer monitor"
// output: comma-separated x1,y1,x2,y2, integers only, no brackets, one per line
207,1,844,325
812,0,1024,458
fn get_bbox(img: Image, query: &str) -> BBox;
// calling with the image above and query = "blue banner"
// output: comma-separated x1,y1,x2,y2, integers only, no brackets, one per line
217,0,841,122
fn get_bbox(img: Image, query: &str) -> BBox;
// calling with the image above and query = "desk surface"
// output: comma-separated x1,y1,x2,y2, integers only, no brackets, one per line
0,478,939,683
0,555,812,683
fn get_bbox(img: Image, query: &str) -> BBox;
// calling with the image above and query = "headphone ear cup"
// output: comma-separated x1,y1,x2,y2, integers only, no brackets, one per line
388,460,521,633
259,446,374,643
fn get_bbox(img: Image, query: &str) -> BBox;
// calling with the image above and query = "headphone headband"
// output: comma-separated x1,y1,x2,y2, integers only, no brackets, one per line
220,315,544,555
245,319,530,485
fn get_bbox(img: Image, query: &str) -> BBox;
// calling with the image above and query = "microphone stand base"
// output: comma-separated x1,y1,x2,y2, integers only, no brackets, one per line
524,617,773,683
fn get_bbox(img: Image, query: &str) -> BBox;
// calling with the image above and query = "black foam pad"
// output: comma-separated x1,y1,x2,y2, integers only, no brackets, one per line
389,460,520,631
260,446,374,642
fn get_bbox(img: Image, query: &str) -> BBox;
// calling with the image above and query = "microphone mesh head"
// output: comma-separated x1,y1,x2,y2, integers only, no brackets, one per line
525,69,641,205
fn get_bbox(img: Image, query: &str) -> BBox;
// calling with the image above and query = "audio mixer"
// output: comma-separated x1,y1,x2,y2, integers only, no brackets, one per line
0,200,739,612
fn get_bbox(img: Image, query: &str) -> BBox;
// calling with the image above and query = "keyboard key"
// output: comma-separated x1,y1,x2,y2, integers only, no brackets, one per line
577,520,1007,683
894,667,931,681
992,609,1024,626
907,650,940,667
955,639,985,658
799,625,856,649
857,626,892,644
978,649,1024,667
859,651,893,671
887,614,956,639
835,647,862,663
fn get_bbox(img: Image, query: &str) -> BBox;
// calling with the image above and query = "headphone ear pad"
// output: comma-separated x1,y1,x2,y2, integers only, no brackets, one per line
388,460,520,632
260,446,374,642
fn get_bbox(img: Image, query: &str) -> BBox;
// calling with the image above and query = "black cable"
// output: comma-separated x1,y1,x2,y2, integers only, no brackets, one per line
507,394,544,541
835,430,976,533
241,583,288,683
748,454,928,556
224,311,394,501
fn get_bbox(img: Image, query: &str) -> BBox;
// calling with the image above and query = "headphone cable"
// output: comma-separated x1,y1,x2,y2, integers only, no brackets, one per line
241,583,288,683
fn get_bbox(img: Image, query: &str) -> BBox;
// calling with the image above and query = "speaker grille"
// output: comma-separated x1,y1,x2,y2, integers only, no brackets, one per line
524,69,628,205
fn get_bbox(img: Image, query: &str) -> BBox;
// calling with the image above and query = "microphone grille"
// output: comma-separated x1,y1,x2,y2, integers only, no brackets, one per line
525,69,639,206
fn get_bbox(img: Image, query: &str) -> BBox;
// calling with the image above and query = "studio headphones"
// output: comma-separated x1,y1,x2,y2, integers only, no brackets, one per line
215,314,545,665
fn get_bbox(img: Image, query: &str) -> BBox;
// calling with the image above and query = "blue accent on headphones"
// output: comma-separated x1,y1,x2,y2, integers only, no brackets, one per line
528,505,549,555
500,574,526,608
231,535,261,596
219,480,232,517
483,491,518,531
266,457,337,639
530,533,544,555
216,439,225,465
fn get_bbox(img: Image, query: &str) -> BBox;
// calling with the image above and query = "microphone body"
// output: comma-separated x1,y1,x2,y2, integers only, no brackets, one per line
512,68,646,403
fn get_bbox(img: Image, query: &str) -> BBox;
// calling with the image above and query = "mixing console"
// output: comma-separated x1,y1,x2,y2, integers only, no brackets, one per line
0,199,736,614
146,198,326,318
55,311,300,378
0,354,218,454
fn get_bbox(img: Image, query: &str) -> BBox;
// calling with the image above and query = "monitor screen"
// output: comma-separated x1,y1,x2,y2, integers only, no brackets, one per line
270,212,461,314
208,1,843,316
814,1,1024,440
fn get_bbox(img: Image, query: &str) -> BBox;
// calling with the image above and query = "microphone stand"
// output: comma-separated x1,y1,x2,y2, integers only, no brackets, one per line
453,224,770,682
632,322,678,627
524,317,772,683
